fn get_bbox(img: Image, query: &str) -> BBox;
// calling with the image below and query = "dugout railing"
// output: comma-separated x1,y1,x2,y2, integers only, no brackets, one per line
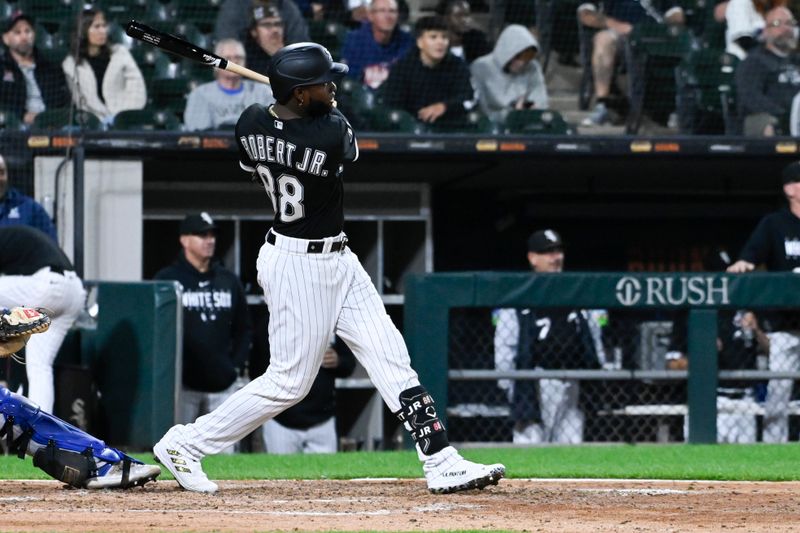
404,272,800,444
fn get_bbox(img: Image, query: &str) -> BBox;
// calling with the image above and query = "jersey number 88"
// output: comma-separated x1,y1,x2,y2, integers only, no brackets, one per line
256,165,305,223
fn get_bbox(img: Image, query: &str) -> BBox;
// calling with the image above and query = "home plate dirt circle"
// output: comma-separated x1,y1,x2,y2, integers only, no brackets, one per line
2,479,799,532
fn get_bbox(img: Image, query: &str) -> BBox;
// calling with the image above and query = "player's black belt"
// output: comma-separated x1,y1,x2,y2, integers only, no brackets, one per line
47,265,67,275
267,231,347,253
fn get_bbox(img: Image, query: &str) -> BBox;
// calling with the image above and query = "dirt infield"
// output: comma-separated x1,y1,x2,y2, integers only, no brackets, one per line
2,478,799,532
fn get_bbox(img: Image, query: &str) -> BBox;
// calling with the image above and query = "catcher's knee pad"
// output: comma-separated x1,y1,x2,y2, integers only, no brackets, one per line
0,386,135,487
395,386,449,456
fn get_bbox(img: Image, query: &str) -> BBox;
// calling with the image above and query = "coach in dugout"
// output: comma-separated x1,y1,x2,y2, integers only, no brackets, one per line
154,213,252,452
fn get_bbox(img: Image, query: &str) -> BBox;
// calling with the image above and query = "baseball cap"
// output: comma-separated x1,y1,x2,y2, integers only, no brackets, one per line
782,161,800,184
4,11,34,33
527,229,563,253
251,2,281,25
180,212,217,235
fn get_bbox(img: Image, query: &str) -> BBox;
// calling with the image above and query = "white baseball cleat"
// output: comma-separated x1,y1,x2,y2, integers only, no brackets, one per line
153,439,218,494
84,461,161,489
422,446,505,494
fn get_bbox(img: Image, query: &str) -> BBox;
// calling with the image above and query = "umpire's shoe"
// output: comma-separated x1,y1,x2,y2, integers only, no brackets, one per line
153,438,218,494
423,446,505,494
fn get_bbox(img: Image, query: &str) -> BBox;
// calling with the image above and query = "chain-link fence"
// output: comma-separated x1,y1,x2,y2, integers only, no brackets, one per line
408,268,800,445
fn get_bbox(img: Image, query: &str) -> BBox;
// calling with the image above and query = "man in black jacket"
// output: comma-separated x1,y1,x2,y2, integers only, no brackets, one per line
0,11,70,126
154,213,252,452
735,6,800,136
383,16,474,127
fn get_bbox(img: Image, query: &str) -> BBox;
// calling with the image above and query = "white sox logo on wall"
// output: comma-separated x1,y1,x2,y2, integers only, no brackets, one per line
615,276,730,306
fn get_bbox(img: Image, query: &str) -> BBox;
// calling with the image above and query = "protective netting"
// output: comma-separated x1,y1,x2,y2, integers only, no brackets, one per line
1,0,793,139
447,306,800,444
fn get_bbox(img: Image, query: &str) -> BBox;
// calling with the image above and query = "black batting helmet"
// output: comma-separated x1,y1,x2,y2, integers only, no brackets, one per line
267,42,348,104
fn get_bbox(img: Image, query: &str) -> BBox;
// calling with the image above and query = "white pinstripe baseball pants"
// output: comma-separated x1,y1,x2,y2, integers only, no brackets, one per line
169,231,420,458
0,268,86,413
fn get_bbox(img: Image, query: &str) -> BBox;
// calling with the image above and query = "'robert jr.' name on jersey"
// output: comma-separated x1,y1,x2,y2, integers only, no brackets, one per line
239,134,329,177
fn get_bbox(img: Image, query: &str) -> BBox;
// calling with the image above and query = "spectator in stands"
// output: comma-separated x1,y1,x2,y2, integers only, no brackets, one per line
470,24,548,124
347,0,407,24
577,0,685,127
727,161,800,442
61,8,146,127
154,213,253,453
493,229,604,444
0,11,70,126
735,5,800,136
725,0,788,59
261,335,356,454
666,248,769,443
383,16,474,126
0,153,55,239
215,0,309,47
340,0,412,90
436,0,490,64
246,2,286,76
184,39,274,131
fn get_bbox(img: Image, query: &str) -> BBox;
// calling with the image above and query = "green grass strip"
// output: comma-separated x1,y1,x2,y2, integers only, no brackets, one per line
3,444,800,482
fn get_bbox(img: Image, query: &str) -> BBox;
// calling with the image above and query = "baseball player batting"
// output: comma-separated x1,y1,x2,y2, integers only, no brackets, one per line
154,42,505,494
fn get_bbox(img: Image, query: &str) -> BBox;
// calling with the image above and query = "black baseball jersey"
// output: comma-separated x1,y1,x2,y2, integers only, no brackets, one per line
739,208,800,271
235,104,359,239
0,225,73,275
738,208,800,331
516,308,600,370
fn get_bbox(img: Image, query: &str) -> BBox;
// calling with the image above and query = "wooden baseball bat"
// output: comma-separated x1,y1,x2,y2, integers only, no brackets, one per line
125,20,271,85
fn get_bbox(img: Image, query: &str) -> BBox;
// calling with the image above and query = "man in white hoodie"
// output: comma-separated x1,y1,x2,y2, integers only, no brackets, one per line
469,25,548,124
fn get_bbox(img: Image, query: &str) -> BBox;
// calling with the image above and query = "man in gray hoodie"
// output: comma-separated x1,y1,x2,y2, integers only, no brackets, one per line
470,24,548,124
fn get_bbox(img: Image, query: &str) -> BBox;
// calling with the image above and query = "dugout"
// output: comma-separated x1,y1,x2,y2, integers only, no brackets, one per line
12,130,800,448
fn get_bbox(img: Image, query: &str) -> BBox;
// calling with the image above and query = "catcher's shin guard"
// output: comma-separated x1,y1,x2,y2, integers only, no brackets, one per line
0,386,140,487
395,386,449,456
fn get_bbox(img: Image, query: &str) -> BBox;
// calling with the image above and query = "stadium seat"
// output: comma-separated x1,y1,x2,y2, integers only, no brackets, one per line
18,0,81,34
675,49,738,134
173,0,222,34
624,21,695,133
504,109,569,135
368,108,421,133
113,108,181,131
34,22,68,63
131,47,174,86
106,21,135,48
143,0,175,24
309,20,347,57
429,110,497,134
96,0,148,25
0,109,22,131
149,77,195,115
335,78,375,128
172,22,212,53
32,108,102,131
0,1,14,20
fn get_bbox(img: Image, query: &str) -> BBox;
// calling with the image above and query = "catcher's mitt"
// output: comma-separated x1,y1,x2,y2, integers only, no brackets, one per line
0,307,51,358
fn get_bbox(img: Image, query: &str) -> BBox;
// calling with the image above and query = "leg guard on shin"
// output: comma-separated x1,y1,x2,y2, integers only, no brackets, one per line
0,386,139,487
395,386,449,456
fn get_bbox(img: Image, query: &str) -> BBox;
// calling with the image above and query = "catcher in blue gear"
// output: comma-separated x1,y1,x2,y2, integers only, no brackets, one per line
0,307,161,489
